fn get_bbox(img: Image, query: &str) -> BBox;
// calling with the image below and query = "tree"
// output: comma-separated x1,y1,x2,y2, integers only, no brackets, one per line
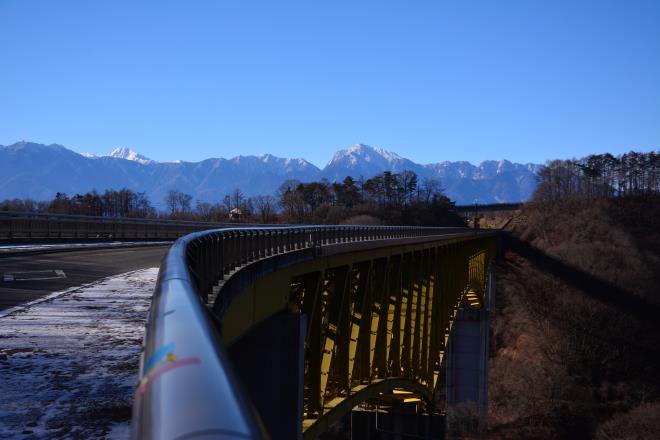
48,192,71,214
195,201,213,220
419,177,443,203
533,150,660,202
398,170,418,205
177,191,192,214
254,195,275,223
278,180,305,222
165,190,179,215
339,176,361,208
164,189,193,216
231,188,244,212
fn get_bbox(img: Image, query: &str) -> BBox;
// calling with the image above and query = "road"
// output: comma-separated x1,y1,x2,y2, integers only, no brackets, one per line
0,245,169,310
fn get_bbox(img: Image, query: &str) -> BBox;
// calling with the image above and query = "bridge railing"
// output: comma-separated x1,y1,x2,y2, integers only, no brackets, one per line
133,224,475,440
0,210,252,241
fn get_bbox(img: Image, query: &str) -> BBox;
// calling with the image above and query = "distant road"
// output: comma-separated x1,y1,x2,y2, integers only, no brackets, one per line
0,245,169,310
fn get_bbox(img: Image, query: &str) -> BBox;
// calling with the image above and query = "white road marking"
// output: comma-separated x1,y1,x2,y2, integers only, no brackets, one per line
1,269,67,282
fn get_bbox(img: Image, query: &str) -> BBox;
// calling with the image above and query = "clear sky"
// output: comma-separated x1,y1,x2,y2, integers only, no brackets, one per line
1,0,659,167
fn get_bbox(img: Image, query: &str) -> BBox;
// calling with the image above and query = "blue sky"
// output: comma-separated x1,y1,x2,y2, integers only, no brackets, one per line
1,0,658,167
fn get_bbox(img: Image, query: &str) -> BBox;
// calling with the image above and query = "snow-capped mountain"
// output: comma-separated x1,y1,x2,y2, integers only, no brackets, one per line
322,145,540,203
322,144,422,180
0,141,542,206
106,147,153,164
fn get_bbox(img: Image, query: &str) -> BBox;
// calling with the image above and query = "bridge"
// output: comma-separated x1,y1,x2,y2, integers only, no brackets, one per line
454,202,522,213
132,225,498,439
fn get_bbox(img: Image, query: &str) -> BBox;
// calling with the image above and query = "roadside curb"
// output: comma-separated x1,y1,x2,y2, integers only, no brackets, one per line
0,241,173,259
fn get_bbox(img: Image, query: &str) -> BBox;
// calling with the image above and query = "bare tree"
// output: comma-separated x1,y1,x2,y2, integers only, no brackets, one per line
165,190,179,215
195,201,213,220
254,195,275,223
223,194,232,211
419,177,443,203
177,191,192,214
231,188,244,211
164,189,193,215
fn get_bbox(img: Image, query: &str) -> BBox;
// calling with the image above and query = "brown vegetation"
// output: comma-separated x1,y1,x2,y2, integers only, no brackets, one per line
489,193,660,439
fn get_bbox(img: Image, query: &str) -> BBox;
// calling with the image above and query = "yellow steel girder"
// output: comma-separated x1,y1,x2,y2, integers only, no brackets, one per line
219,234,498,438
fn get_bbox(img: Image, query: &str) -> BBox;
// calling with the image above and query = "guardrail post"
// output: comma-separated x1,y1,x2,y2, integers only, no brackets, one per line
222,232,230,275
245,231,252,262
199,238,209,303
251,231,258,261
210,234,219,284
256,231,263,259
273,230,279,254
236,231,243,265
265,231,271,256
230,231,239,270
220,233,227,275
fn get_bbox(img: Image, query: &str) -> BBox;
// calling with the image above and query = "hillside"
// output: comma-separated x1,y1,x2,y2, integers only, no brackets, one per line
489,195,660,439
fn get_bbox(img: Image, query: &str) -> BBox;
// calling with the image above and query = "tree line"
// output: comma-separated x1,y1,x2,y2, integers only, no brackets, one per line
0,189,156,218
535,150,660,202
277,171,461,225
0,170,463,226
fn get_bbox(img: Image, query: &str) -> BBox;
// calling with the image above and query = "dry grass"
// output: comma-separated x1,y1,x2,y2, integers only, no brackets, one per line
488,196,660,439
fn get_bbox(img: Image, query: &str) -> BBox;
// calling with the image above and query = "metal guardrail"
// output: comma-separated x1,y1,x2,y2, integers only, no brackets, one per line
0,211,251,241
132,225,483,440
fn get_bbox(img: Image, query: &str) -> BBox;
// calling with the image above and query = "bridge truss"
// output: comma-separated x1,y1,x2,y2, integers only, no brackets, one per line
133,226,498,440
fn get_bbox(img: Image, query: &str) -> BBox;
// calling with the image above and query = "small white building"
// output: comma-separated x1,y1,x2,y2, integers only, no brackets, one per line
229,208,242,220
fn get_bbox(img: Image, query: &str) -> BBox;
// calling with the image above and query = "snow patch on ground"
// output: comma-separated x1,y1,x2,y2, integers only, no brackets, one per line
0,268,158,439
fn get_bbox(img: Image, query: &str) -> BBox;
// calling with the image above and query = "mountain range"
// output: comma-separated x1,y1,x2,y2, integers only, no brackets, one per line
0,141,542,207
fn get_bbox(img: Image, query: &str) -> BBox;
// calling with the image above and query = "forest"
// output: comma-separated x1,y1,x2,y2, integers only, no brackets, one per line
0,171,464,227
534,151,660,201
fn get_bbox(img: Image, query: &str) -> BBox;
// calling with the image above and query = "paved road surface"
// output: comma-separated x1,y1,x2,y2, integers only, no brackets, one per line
0,245,169,310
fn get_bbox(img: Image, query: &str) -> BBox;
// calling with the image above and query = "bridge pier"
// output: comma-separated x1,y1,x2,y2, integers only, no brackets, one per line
445,266,495,434
227,311,307,440
351,405,445,440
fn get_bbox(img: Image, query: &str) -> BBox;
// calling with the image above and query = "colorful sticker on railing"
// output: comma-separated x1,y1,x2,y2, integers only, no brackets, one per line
142,342,175,375
137,342,201,398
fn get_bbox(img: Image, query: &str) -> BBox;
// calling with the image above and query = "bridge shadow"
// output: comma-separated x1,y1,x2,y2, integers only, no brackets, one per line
501,232,660,323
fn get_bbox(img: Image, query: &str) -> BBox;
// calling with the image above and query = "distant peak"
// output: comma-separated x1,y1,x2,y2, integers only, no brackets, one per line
328,144,405,166
348,143,371,152
255,153,313,168
8,141,65,151
105,146,152,164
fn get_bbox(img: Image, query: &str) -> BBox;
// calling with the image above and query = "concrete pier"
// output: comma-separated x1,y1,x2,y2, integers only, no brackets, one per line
445,267,495,432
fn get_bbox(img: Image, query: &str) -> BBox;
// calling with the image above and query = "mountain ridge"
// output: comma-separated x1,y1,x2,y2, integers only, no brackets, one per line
0,141,541,207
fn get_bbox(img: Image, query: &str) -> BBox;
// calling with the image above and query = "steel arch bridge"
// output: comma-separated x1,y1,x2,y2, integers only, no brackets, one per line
132,226,498,440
